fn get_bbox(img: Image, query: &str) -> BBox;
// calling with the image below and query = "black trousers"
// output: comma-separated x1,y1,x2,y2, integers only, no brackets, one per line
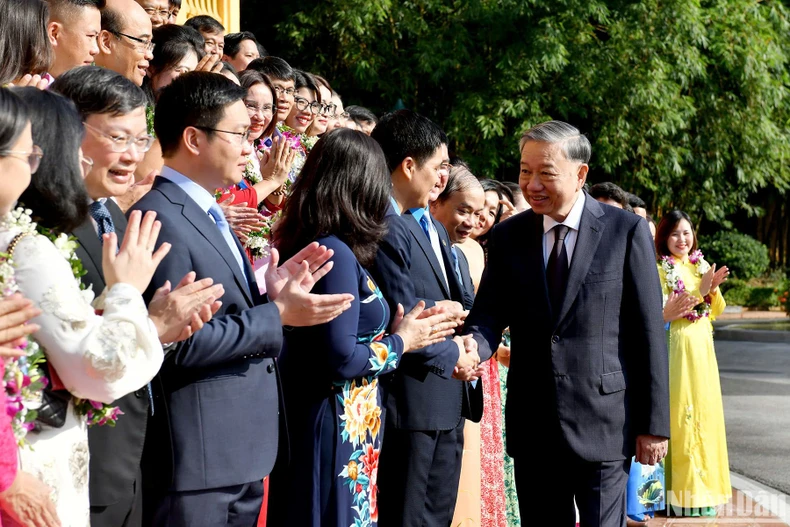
89,467,144,527
514,452,630,527
377,420,465,527
148,480,263,527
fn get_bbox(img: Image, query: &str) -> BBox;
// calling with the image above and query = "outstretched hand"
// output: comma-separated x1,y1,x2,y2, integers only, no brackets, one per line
265,244,335,300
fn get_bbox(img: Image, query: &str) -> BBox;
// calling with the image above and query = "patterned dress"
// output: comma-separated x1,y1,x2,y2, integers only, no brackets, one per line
278,236,404,527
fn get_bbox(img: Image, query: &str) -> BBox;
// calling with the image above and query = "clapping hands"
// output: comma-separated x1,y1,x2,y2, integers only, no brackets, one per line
389,302,458,352
266,244,354,327
699,263,729,297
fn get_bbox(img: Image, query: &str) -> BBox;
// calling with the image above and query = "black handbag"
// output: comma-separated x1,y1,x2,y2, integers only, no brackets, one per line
6,232,71,430
33,363,70,430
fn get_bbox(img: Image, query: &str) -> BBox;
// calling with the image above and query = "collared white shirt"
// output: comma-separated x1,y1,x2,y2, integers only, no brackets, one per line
408,207,449,289
542,191,586,268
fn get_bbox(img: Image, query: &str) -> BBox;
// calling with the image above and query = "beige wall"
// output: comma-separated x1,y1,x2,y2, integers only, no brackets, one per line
176,0,239,33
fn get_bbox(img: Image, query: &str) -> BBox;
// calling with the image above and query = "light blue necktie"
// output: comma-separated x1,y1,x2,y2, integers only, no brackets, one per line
90,201,155,415
207,202,247,277
450,245,463,284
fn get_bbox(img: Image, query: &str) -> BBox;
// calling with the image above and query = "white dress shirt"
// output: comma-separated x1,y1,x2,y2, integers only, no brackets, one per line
542,191,586,267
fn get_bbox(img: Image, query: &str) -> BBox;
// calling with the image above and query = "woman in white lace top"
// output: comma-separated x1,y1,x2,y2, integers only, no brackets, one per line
0,87,221,527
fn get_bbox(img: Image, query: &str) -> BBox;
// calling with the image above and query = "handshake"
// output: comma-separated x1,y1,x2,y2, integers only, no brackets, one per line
452,335,485,382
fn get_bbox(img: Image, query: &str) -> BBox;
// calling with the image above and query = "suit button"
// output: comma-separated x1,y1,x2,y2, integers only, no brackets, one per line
267,363,275,373
551,335,560,344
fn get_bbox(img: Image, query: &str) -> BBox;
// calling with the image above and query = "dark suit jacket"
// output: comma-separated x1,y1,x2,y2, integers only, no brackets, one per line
73,200,151,510
130,176,284,492
370,206,474,430
455,247,475,310
465,194,670,462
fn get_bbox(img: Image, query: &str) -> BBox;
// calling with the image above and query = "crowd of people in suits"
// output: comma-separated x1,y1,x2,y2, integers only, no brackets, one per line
0,0,735,526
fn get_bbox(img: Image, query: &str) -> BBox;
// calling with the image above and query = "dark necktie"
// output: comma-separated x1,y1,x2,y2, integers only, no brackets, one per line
546,224,570,318
90,200,155,415
419,214,431,240
89,201,115,242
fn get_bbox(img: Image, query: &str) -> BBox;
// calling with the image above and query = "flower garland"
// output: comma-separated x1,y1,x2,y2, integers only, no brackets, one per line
660,249,712,322
1,208,122,446
276,122,315,185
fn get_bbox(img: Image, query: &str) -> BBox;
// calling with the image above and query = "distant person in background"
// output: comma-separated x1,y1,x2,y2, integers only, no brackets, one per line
166,0,179,23
306,74,334,137
46,0,103,79
94,0,154,87
627,193,648,218
184,14,224,56
326,91,348,130
589,181,631,211
655,211,731,518
134,0,169,29
219,61,239,84
223,32,266,72
500,180,529,212
246,56,296,125
346,105,378,135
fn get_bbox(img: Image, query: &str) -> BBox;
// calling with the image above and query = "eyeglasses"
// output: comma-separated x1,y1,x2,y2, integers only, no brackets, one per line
109,31,155,54
83,122,155,153
272,86,295,97
142,7,170,18
80,154,94,175
244,101,275,117
293,96,321,114
0,145,43,174
194,126,251,146
334,111,350,120
319,103,337,117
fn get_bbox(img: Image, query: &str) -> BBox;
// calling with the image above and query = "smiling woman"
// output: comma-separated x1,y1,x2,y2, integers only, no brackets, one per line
144,24,205,101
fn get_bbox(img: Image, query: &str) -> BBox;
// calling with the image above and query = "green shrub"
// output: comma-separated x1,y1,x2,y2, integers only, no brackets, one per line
699,231,770,281
722,282,753,306
745,287,777,309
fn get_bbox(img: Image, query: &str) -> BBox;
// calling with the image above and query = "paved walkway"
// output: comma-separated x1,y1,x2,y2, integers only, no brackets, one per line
717,310,786,320
636,489,788,525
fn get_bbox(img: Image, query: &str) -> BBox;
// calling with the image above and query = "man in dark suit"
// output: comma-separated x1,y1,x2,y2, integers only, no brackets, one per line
129,71,353,527
430,164,486,309
370,111,481,527
465,121,670,526
52,66,223,527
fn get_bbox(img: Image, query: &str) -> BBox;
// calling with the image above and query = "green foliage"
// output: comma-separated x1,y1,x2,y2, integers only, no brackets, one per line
274,0,790,221
699,231,770,280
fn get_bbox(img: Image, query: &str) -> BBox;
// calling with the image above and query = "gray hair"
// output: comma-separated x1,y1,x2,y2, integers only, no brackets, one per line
436,164,483,203
519,120,591,163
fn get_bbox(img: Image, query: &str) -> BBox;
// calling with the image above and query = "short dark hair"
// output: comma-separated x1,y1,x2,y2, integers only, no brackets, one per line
223,31,266,59
0,0,53,85
184,15,224,35
51,66,147,119
155,71,246,156
590,182,629,208
0,88,31,154
168,0,181,8
371,110,448,173
499,180,524,201
627,192,646,210
238,69,277,140
274,129,391,267
655,210,697,258
14,88,90,233
246,56,294,83
47,0,105,23
144,24,205,100
346,105,377,127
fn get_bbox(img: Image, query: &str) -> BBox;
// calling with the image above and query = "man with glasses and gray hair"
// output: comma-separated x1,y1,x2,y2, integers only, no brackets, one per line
464,120,670,527
94,0,154,87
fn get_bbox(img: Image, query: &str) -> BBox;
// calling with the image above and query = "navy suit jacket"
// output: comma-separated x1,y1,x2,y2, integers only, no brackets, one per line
370,206,474,430
465,194,670,462
130,176,284,492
